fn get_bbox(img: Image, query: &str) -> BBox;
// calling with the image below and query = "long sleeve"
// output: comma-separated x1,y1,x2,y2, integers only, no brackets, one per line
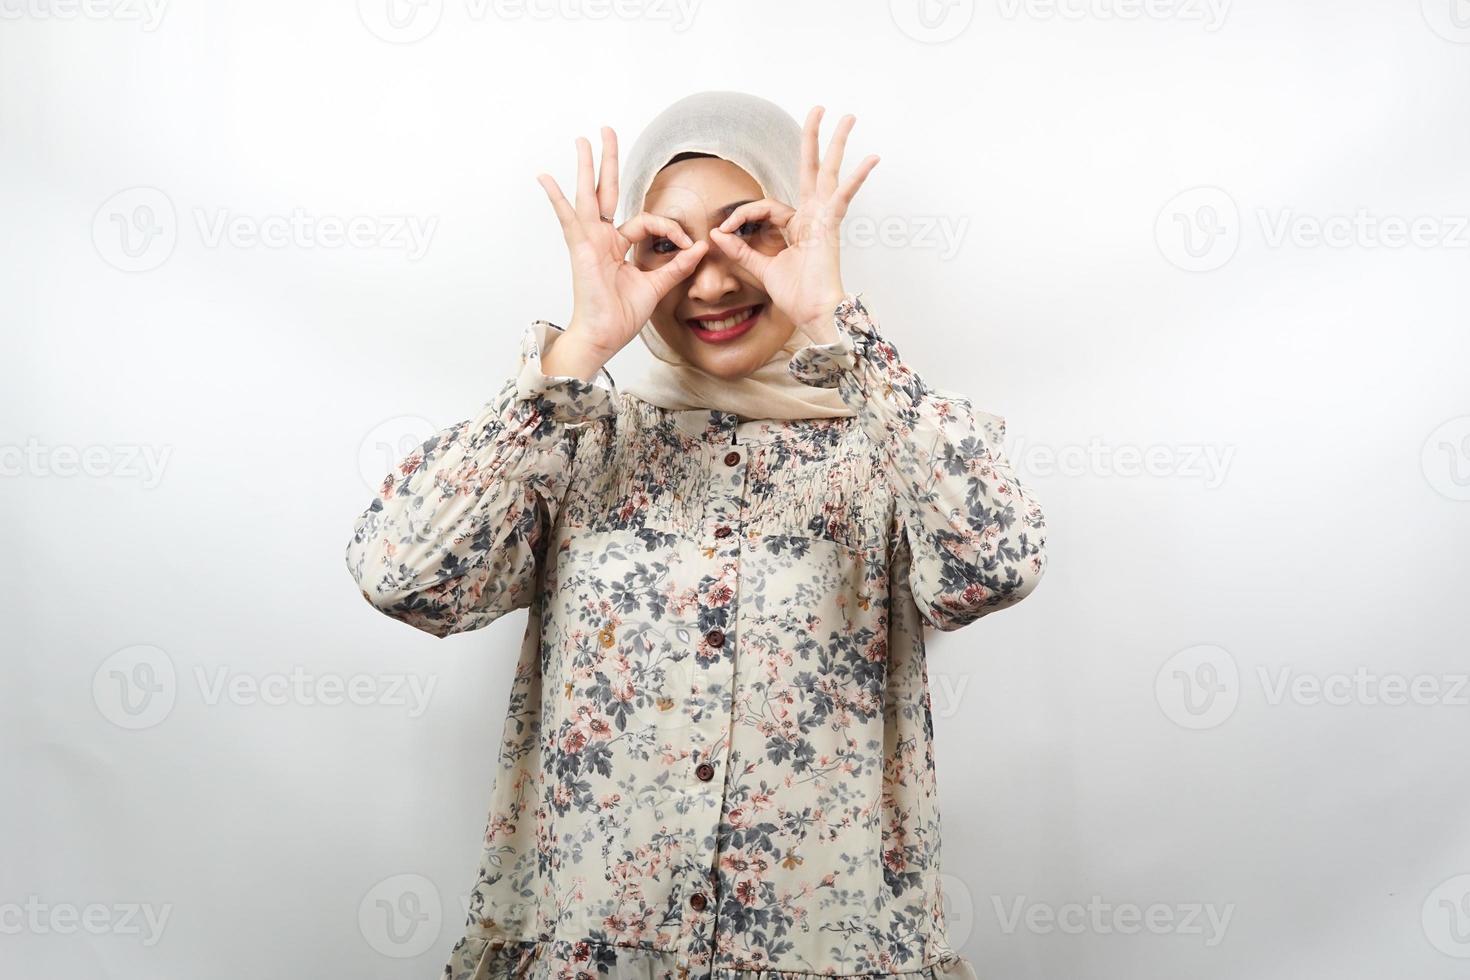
345,319,618,639
787,293,1047,631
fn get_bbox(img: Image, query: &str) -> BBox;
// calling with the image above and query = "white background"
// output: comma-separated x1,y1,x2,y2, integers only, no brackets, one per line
5,1,1470,978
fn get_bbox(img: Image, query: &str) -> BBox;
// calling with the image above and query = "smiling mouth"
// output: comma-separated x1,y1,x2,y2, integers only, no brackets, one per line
687,304,763,333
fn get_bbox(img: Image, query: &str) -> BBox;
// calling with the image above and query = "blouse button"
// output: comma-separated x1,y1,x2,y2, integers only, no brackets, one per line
689,893,708,911
723,450,741,466
714,526,732,538
705,628,725,648
695,762,715,781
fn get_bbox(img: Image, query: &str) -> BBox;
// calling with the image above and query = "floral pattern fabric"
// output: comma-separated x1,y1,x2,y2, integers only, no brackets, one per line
345,295,1048,980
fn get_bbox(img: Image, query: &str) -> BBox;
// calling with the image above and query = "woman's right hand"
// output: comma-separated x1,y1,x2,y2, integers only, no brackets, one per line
535,126,708,377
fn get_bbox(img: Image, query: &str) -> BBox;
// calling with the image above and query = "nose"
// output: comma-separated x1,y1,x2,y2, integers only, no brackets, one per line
684,235,741,307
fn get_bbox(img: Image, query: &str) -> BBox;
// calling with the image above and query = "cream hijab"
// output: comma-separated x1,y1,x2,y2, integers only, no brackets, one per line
615,91,856,421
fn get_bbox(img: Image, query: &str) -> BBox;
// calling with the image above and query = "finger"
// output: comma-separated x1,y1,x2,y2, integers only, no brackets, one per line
831,155,880,218
617,211,693,248
798,106,823,206
574,136,599,221
709,226,771,281
716,199,796,234
536,173,586,246
719,199,798,253
597,126,620,222
820,114,855,198
642,239,709,298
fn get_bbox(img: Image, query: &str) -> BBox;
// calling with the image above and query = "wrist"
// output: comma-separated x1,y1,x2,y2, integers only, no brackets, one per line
540,328,612,383
800,291,848,344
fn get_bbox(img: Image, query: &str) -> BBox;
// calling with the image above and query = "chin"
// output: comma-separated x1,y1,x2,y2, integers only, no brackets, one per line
683,344,770,381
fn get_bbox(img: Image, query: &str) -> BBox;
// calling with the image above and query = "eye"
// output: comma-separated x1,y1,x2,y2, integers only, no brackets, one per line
735,220,763,237
650,237,679,255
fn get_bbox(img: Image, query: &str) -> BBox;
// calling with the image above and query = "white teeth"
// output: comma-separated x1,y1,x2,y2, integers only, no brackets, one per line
692,306,755,331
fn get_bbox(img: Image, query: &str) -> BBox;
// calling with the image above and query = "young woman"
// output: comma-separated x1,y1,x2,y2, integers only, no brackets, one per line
346,91,1047,980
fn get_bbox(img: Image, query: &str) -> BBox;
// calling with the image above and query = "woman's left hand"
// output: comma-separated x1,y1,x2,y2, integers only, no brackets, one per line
708,106,879,344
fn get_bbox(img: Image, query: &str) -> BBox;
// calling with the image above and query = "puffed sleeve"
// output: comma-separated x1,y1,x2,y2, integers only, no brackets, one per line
346,319,618,639
788,293,1047,630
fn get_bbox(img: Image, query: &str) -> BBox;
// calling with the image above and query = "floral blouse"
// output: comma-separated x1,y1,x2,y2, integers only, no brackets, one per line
345,294,1048,980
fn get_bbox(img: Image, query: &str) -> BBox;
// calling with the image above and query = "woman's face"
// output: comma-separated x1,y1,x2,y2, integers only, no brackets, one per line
633,156,795,380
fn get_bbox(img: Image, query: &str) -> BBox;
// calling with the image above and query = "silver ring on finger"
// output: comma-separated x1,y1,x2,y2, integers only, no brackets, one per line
600,214,614,223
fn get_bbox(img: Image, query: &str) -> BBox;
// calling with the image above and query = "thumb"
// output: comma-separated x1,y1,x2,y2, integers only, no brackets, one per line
641,239,709,300
709,228,770,282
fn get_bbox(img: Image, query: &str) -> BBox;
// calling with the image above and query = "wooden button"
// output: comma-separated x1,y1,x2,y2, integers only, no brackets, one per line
714,526,732,538
689,892,708,911
705,628,724,648
695,762,715,781
724,450,741,466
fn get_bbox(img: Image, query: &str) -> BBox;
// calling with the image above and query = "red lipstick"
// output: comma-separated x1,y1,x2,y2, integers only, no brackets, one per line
685,304,763,344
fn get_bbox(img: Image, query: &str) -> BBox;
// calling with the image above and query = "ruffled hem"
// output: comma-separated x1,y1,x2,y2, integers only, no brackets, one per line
442,935,981,980
516,320,619,424
787,294,867,389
